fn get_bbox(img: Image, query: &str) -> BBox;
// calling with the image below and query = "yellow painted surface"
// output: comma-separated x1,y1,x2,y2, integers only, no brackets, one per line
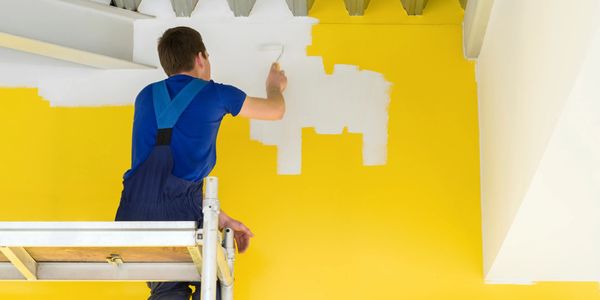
0,0,598,299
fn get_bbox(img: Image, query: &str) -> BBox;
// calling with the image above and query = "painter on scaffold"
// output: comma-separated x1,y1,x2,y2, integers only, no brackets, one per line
114,26,288,300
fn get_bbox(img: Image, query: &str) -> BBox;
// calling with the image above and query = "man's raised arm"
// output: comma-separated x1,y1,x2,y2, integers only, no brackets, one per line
238,63,287,120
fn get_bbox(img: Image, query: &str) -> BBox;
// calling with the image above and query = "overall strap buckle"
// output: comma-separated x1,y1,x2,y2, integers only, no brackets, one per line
155,128,173,145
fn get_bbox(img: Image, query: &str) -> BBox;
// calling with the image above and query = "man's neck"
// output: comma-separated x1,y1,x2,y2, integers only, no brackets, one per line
176,71,209,81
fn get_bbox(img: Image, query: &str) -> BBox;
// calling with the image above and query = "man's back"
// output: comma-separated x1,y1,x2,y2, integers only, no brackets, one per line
125,74,246,182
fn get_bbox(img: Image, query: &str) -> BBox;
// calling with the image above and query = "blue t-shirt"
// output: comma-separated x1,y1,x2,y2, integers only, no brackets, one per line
124,74,246,182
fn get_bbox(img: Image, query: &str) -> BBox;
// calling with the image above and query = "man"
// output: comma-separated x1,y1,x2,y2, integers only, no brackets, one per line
114,26,287,299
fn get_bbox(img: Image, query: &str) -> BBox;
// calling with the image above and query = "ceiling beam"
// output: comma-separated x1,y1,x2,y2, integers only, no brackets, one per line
344,0,371,16
226,0,256,17
111,0,142,11
401,0,429,15
0,32,152,69
171,0,199,17
463,0,494,59
0,0,152,68
285,0,315,16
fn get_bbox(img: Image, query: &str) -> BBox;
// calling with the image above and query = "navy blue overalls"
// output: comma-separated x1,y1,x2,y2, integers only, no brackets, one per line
115,79,221,300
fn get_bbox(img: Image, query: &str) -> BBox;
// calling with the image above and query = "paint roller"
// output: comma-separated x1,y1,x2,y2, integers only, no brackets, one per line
259,43,284,70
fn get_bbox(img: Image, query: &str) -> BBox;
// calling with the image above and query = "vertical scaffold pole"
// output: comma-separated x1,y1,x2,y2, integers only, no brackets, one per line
221,227,235,300
201,176,220,300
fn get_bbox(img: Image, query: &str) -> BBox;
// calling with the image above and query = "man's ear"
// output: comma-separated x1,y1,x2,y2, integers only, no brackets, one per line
195,53,204,68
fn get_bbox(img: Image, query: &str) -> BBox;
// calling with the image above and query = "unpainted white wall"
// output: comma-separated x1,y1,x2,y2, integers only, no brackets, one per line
477,0,600,281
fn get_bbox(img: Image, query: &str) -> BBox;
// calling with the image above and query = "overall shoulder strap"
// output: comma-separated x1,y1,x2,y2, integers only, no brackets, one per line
152,79,208,145
152,81,170,124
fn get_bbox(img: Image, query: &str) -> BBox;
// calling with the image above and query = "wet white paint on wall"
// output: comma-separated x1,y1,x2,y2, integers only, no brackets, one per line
0,0,391,174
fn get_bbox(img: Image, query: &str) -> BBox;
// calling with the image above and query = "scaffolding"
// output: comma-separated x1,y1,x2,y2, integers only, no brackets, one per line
0,176,234,300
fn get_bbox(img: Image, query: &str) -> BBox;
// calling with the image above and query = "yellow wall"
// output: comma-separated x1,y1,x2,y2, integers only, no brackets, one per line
0,0,599,299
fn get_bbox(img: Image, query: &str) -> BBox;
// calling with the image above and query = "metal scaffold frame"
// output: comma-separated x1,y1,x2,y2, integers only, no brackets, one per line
0,176,234,300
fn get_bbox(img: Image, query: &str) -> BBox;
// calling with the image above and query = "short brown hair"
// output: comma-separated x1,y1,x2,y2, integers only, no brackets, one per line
157,26,207,76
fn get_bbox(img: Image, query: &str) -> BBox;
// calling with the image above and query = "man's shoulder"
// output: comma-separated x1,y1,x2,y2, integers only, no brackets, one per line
211,81,238,90
211,81,245,98
134,82,158,108
140,80,162,95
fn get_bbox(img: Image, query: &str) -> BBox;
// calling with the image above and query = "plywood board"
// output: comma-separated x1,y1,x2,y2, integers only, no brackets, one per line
28,247,193,262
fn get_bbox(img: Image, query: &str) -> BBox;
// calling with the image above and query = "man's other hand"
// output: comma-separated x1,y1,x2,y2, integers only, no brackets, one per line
219,211,254,253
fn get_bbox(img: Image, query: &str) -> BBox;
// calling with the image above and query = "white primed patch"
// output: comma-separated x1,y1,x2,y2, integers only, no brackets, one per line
0,0,391,174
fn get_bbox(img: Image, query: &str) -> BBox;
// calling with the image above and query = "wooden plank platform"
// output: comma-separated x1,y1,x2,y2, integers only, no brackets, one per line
0,221,208,281
0,247,193,263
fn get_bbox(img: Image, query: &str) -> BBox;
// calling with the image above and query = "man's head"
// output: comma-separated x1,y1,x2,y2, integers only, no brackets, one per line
157,26,211,80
